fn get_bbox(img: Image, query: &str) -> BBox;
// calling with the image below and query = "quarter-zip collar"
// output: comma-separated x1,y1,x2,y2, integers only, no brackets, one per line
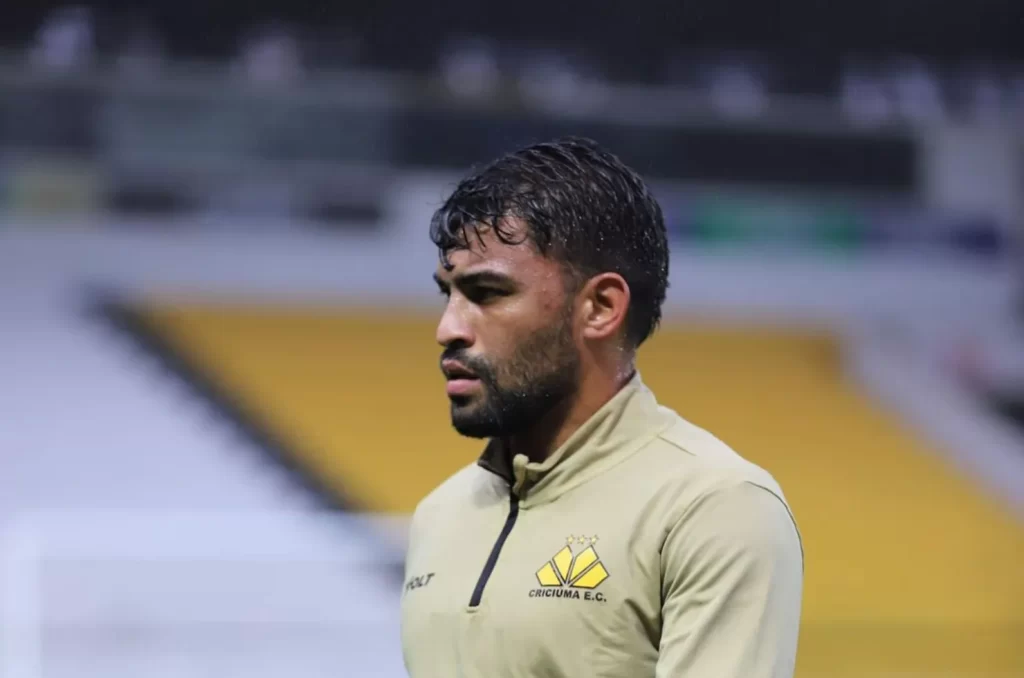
476,372,671,507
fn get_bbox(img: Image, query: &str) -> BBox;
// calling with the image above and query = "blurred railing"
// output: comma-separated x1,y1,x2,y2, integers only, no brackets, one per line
0,56,1016,260
0,56,921,191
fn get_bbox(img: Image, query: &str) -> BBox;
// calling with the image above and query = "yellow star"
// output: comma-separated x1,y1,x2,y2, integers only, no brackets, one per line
590,535,599,545
566,535,575,545
578,535,587,545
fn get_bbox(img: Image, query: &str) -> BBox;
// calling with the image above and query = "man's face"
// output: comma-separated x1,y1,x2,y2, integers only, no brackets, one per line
434,223,581,439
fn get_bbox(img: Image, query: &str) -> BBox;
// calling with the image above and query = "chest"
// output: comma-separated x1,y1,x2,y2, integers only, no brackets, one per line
400,496,663,677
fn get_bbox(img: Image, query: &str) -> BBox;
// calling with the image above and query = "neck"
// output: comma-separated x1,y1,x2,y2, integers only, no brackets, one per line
506,360,635,463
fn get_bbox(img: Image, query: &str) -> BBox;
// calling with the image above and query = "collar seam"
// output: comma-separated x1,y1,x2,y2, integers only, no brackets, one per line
518,419,674,508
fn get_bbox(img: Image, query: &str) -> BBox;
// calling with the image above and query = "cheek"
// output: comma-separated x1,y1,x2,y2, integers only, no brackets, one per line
481,291,573,360
475,313,533,365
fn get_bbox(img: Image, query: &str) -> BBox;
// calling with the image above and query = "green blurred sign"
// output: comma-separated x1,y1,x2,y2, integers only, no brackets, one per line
672,194,871,252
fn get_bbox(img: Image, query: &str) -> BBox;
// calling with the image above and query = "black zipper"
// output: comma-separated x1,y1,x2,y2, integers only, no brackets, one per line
468,493,520,608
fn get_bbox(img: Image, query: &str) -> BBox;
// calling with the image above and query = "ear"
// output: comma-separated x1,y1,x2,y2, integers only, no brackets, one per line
579,273,630,342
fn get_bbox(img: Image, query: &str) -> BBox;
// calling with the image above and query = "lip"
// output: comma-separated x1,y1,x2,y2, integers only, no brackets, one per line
446,378,481,397
441,360,481,397
441,360,478,380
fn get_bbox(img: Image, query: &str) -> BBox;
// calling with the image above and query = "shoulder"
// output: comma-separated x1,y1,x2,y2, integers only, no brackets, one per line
630,406,800,552
404,463,482,556
409,461,504,525
640,406,790,505
413,464,481,513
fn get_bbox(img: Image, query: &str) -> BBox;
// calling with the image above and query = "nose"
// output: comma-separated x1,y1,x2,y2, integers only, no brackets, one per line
436,297,475,348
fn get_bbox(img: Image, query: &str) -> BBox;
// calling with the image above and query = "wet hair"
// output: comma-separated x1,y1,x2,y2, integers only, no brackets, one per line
429,137,669,348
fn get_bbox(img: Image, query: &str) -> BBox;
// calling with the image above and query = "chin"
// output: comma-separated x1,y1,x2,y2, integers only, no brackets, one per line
451,423,494,439
451,420,500,439
450,405,502,439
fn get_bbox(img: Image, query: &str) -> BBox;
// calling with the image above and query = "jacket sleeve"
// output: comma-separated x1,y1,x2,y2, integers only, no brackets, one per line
655,480,804,678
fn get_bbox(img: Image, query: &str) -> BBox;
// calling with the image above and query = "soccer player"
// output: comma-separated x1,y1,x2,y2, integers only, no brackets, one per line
400,138,803,677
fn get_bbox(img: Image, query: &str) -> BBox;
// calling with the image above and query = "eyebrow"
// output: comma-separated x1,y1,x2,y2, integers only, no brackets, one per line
433,270,517,290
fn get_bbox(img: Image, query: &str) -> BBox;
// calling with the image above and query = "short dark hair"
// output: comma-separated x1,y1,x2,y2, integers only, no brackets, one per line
429,137,670,348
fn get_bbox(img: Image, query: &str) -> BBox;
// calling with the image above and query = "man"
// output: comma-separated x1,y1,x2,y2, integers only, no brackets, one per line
400,137,803,677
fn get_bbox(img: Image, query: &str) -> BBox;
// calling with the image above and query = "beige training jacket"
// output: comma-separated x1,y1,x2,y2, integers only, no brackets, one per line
400,373,803,677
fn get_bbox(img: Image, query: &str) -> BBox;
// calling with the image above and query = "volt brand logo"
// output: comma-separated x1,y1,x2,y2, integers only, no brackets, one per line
405,572,435,593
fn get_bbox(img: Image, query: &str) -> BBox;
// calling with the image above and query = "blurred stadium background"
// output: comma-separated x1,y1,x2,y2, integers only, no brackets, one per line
1,1,1023,676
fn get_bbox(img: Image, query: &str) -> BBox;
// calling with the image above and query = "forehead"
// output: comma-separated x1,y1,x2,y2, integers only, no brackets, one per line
435,220,555,280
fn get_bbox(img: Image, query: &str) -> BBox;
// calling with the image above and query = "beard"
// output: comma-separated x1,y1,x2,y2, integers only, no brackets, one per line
442,316,581,440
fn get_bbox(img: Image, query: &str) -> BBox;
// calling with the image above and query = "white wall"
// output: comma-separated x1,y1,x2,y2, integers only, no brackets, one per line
2,219,1017,327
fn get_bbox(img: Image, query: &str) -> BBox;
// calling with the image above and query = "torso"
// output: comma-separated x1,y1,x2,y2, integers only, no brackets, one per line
400,467,665,678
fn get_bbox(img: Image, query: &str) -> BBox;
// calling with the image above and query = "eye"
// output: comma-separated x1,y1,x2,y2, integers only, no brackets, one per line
466,287,507,304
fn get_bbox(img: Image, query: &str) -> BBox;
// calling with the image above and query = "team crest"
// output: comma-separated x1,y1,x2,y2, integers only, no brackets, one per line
535,535,609,590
